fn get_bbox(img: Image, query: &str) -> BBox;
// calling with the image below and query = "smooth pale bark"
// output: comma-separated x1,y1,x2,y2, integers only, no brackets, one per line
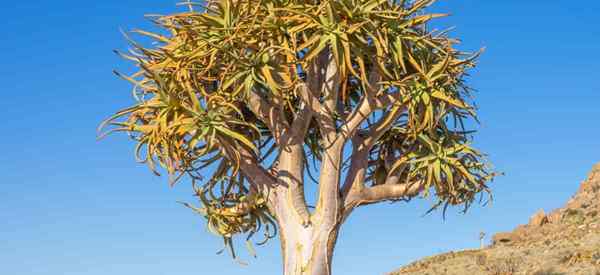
280,222,339,275
273,141,342,275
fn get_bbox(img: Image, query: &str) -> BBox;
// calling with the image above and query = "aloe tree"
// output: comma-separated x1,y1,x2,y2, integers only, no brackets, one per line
101,0,496,274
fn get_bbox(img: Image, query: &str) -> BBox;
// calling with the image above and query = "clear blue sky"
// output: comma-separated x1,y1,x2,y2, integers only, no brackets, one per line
2,1,599,275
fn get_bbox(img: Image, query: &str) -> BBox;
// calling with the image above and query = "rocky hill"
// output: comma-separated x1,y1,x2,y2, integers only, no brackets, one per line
389,163,600,275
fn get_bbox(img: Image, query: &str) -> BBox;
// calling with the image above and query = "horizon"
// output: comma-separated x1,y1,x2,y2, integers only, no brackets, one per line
2,1,600,275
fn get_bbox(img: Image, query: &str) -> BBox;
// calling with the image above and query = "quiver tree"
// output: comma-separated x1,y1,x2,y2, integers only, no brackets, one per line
100,0,496,274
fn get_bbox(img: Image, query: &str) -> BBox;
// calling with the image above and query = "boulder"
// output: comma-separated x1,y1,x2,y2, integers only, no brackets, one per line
547,210,562,224
529,209,549,227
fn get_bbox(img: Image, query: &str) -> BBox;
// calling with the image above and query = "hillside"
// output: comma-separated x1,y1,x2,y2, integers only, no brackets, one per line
389,163,600,275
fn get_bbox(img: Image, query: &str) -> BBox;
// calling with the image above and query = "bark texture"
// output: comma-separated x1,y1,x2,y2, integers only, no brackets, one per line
280,222,339,275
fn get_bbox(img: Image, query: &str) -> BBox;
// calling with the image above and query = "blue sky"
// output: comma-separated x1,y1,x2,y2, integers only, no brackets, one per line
1,1,599,275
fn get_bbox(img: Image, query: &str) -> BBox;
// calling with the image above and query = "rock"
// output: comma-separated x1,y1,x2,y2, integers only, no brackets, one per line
591,163,600,174
529,209,548,227
390,162,600,275
547,211,562,224
565,163,600,211
492,232,518,245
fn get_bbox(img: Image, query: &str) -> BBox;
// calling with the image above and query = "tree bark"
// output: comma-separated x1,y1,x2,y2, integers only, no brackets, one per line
280,222,340,275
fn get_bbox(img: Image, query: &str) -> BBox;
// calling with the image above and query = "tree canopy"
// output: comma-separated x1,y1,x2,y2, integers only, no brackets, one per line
101,0,496,262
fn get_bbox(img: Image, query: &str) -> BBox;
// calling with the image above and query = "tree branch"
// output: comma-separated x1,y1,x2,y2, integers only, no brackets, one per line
339,137,369,199
247,89,290,146
306,50,326,100
339,92,402,140
306,51,347,227
296,81,337,148
246,86,313,226
319,52,341,144
352,181,423,205
342,180,425,219
288,84,317,144
216,136,278,200
363,104,405,146
340,105,406,200
313,139,345,227
275,144,311,226
290,103,313,140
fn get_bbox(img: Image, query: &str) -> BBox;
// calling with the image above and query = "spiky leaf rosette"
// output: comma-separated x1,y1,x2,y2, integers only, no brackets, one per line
101,0,496,260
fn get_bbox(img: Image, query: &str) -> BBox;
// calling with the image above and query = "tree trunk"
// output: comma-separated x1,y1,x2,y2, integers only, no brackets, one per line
280,223,339,275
